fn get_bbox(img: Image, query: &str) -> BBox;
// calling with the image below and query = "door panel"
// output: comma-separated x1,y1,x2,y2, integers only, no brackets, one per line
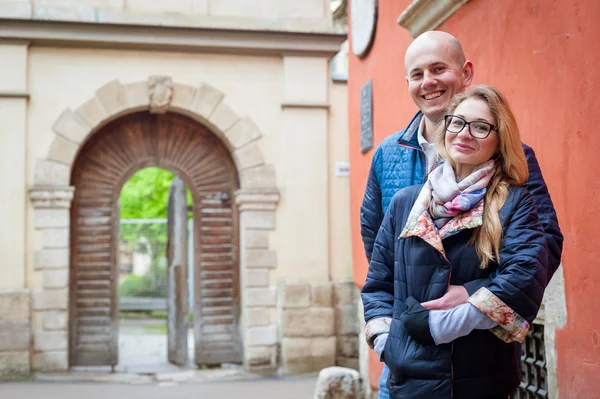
167,176,189,366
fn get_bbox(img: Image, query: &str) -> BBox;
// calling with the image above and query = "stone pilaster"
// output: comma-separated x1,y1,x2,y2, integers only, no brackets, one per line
29,186,74,372
235,189,279,371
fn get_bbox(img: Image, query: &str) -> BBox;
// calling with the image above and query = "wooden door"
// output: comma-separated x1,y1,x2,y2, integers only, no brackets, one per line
166,176,189,366
194,191,243,364
69,187,120,366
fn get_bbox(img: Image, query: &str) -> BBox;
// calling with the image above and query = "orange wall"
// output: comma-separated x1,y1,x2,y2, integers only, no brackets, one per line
349,1,600,397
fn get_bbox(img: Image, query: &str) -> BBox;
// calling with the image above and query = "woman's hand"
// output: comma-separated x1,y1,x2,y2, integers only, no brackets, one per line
421,285,468,310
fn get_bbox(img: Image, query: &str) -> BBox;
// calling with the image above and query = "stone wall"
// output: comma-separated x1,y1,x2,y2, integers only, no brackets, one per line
279,281,359,375
0,290,31,380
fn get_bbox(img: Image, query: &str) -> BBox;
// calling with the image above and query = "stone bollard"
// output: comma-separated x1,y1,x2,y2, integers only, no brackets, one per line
314,366,364,399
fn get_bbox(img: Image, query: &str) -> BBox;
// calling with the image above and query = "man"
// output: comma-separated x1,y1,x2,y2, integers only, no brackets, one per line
360,31,563,398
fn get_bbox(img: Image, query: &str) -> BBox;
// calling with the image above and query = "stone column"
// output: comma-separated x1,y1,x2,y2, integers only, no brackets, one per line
29,186,74,372
235,189,279,371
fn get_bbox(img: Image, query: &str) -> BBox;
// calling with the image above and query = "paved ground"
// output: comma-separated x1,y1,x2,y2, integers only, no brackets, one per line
2,318,319,398
113,318,196,374
0,375,319,399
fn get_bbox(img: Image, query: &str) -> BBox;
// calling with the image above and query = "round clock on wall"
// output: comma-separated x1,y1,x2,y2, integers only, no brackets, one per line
350,0,378,58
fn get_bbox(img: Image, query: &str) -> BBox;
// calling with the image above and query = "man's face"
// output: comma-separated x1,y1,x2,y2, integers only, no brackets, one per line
405,41,471,122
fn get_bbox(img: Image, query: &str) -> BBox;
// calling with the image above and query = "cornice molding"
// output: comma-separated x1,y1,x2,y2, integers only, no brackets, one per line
0,19,347,58
0,91,30,99
29,186,75,209
397,0,469,38
281,102,330,110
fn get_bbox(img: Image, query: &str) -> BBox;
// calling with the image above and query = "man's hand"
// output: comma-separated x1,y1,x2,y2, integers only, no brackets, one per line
421,285,469,310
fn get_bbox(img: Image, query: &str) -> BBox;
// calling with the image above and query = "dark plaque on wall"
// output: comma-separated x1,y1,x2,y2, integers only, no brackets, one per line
360,79,373,153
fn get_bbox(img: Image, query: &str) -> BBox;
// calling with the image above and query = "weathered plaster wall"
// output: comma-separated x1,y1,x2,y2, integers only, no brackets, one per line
348,0,600,397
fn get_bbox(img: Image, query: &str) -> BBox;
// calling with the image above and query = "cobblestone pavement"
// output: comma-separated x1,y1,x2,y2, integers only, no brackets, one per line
0,375,318,399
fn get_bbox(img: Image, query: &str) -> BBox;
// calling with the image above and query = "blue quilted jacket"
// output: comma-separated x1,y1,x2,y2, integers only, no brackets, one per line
360,111,563,284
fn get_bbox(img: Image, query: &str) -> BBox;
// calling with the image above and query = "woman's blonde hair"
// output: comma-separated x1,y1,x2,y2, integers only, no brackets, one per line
436,85,529,268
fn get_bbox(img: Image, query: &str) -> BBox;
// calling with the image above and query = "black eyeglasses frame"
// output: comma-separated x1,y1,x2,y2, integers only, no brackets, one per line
444,114,497,139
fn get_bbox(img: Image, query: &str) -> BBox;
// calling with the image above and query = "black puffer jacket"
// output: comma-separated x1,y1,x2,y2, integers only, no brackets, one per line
361,184,548,398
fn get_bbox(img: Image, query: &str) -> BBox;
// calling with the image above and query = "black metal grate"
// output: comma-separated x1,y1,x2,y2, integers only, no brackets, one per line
516,323,548,399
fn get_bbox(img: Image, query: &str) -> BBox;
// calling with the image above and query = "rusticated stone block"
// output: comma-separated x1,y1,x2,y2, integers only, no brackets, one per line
239,165,277,190
245,345,274,367
0,290,30,319
280,284,310,308
334,281,358,306
47,135,78,166
246,269,270,288
191,83,224,120
0,320,30,351
246,307,270,326
281,337,336,375
96,80,128,116
312,283,333,307
244,229,269,249
42,311,68,331
32,350,68,372
52,109,91,145
33,209,70,229
335,304,360,335
39,249,69,269
246,287,276,307
31,289,68,311
245,249,276,269
246,325,277,347
0,352,30,381
337,335,359,358
225,117,261,149
281,308,335,337
34,331,67,351
76,96,108,129
41,228,69,249
170,83,197,110
241,211,275,230
42,269,68,289
33,160,70,187
209,101,239,132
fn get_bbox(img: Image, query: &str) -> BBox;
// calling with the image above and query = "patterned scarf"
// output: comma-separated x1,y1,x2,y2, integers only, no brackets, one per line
428,160,496,228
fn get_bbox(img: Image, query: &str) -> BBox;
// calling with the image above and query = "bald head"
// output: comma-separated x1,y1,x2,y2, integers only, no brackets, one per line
405,31,466,74
403,30,474,125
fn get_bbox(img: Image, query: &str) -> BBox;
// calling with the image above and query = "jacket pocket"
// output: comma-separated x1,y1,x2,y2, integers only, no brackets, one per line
385,317,451,383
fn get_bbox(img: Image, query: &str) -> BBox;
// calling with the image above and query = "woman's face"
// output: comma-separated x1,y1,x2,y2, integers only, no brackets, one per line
445,97,499,178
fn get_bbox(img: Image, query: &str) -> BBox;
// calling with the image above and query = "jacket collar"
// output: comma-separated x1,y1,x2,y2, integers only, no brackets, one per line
397,111,424,149
399,183,484,259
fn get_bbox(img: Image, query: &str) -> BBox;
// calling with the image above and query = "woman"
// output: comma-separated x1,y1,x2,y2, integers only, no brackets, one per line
361,85,548,398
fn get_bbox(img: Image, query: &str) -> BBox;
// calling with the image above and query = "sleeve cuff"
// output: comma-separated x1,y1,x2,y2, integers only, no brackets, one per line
467,287,529,343
365,317,392,348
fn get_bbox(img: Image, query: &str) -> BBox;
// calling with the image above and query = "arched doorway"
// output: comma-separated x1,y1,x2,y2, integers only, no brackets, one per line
68,111,242,367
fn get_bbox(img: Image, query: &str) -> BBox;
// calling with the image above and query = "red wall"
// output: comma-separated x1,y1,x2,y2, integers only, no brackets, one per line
349,1,600,397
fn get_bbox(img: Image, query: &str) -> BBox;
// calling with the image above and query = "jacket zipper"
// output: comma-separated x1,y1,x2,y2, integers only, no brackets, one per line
447,256,454,398
397,141,433,183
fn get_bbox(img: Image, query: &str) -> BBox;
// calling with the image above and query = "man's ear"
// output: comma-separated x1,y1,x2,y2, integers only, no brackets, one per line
462,60,474,88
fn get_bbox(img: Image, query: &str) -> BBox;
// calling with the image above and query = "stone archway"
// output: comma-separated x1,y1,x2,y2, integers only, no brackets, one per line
29,77,280,372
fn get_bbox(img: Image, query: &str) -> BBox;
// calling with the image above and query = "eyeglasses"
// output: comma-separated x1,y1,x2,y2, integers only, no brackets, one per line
444,115,497,139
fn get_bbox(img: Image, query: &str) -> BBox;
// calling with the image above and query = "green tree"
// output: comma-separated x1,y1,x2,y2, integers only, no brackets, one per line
119,167,191,297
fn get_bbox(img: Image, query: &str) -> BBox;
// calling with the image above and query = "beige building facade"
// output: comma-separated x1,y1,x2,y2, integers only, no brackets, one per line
0,0,354,379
